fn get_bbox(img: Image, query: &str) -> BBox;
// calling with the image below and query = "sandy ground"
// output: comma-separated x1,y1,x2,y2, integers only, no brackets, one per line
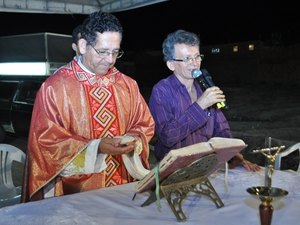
224,84,300,141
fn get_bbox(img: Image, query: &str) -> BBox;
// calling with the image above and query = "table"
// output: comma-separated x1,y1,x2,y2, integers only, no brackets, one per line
0,167,299,225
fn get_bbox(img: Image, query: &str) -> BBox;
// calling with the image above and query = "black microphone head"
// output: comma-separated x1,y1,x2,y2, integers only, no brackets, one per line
191,69,202,78
201,69,215,87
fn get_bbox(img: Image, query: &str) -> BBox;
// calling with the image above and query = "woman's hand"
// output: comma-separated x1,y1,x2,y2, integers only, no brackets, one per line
228,153,261,172
196,86,226,109
241,159,262,172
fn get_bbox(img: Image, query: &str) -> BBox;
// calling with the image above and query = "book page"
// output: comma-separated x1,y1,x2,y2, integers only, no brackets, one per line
136,137,247,193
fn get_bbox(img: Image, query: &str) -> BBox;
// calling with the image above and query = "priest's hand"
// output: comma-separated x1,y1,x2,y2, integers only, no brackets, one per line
98,136,136,155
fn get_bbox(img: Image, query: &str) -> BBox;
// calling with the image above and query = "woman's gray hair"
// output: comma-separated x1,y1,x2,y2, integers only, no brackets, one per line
162,30,200,62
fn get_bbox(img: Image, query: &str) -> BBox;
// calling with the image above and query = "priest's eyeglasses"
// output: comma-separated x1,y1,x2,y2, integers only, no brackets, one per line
91,45,124,58
172,54,204,64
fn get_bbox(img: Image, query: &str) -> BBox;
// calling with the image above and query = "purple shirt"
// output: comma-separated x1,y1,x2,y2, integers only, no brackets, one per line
149,74,232,160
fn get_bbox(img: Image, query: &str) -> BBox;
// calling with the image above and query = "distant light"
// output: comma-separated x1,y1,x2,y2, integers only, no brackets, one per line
211,48,220,54
248,44,255,51
0,62,47,75
233,45,239,52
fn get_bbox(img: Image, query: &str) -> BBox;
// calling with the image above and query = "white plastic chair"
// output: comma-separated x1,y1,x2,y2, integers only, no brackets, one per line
275,142,300,172
0,144,26,207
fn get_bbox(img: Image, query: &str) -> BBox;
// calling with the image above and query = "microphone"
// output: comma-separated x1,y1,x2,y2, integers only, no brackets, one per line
192,68,228,109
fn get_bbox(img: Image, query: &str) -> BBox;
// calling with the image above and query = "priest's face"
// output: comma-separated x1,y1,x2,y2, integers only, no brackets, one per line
82,31,122,75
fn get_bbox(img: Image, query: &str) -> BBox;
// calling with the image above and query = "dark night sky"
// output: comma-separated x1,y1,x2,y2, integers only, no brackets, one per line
0,0,299,50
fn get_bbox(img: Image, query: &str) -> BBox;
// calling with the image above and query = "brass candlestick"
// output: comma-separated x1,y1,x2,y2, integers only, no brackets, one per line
247,186,288,225
248,145,288,225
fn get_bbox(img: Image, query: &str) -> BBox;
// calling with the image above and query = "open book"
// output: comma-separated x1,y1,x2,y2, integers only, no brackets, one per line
136,137,247,193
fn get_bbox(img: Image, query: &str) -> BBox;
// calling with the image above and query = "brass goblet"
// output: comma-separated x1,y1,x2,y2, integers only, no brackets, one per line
247,186,288,225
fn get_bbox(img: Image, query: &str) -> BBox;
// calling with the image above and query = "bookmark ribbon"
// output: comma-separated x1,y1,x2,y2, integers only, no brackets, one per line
154,163,162,210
